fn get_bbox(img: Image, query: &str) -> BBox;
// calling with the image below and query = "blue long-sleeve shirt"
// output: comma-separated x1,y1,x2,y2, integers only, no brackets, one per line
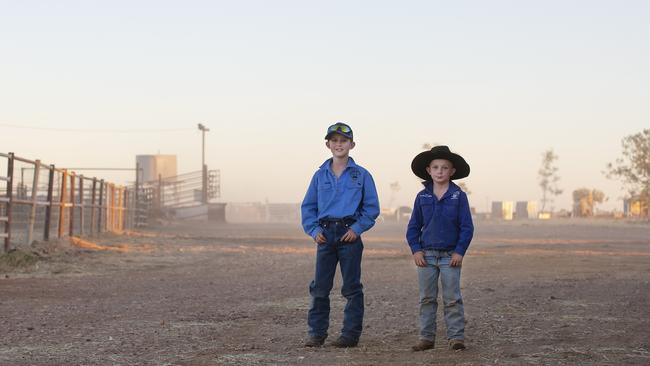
301,157,380,239
406,181,474,256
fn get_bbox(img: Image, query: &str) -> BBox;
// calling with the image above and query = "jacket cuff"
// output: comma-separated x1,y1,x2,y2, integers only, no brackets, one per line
454,246,467,256
309,227,322,239
349,223,362,236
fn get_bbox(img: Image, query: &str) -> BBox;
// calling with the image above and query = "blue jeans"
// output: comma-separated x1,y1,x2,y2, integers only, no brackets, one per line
308,221,364,341
417,249,465,341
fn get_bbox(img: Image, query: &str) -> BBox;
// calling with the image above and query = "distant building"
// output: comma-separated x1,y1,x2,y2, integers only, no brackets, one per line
491,201,513,220
624,198,649,218
515,201,537,219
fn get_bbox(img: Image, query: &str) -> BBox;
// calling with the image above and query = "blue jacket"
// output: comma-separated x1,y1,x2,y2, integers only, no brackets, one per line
406,181,474,256
301,157,380,239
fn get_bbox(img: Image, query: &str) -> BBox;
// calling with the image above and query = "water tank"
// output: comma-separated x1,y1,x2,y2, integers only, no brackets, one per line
136,155,177,183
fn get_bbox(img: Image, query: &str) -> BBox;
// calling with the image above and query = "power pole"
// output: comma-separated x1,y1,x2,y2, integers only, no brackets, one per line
198,123,210,204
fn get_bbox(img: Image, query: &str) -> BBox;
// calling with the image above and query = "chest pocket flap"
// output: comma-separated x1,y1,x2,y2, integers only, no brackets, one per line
318,181,333,191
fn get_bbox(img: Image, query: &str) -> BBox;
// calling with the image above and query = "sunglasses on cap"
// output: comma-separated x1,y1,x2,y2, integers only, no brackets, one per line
327,123,351,134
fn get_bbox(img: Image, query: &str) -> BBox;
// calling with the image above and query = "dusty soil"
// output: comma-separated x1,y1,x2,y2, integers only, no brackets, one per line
1,219,649,365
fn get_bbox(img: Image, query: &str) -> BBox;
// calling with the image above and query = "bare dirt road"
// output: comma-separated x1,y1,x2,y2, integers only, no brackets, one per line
1,219,649,365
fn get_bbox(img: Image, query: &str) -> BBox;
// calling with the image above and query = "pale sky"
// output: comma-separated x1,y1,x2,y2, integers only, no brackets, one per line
1,0,649,212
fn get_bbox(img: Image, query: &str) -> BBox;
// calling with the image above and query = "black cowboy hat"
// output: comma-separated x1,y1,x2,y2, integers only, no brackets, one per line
411,145,470,181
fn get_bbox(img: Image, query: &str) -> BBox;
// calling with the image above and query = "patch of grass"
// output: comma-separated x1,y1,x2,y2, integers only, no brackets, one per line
0,249,40,269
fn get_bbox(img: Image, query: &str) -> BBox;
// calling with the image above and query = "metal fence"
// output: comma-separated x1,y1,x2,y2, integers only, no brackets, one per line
148,168,220,209
1,152,142,252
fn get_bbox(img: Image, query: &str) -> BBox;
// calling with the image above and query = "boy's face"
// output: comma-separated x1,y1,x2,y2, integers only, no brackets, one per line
326,134,355,158
426,159,455,184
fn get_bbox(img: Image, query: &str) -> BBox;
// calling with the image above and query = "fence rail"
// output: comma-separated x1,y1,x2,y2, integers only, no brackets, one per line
0,152,144,253
149,168,220,209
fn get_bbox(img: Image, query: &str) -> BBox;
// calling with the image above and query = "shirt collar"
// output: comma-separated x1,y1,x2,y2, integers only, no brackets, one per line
319,157,357,171
422,180,460,199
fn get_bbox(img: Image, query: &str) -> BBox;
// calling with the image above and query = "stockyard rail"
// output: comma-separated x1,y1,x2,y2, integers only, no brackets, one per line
0,152,141,253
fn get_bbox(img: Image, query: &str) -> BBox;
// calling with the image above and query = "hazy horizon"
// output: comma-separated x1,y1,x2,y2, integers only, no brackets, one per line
2,1,649,212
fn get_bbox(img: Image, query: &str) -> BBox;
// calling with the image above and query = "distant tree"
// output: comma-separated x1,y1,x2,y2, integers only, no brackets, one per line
457,182,471,195
422,142,443,150
538,149,563,212
605,129,650,216
572,188,606,217
388,181,401,208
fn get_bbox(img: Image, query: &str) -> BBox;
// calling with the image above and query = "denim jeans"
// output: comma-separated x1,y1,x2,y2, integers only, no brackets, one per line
308,221,364,341
417,249,464,341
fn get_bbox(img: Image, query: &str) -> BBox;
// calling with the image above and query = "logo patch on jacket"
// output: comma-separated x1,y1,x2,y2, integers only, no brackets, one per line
350,169,360,181
350,169,362,187
451,191,460,200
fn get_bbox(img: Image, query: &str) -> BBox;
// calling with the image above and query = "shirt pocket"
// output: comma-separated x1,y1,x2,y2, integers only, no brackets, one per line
442,200,459,219
317,181,334,209
419,196,434,222
345,179,363,203
346,179,363,190
318,181,333,191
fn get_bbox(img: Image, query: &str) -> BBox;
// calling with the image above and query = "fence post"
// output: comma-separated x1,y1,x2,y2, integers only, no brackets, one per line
58,170,67,238
158,174,163,212
69,173,75,237
123,188,128,231
135,162,140,229
117,186,121,231
98,180,104,233
90,178,97,236
26,160,41,246
202,164,208,204
44,165,55,241
79,176,84,236
3,153,15,252
108,183,116,232
108,183,111,232
107,184,111,232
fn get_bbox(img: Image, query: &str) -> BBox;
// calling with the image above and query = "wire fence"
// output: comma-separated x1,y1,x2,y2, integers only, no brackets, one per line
1,152,144,252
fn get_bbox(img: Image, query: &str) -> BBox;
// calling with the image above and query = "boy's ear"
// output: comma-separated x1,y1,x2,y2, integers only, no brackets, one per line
325,140,330,149
350,141,356,149
450,167,456,176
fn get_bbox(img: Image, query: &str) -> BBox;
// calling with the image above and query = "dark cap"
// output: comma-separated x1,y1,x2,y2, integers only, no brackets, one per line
324,122,353,140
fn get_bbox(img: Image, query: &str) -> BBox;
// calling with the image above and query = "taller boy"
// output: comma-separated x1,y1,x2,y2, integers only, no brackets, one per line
301,122,380,348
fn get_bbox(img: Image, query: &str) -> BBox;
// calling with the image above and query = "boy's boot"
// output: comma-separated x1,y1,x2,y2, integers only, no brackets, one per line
304,335,327,347
331,336,358,348
449,339,465,350
412,339,435,351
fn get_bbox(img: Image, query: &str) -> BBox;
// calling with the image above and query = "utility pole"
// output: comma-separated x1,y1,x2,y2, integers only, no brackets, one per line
198,123,210,168
198,123,210,204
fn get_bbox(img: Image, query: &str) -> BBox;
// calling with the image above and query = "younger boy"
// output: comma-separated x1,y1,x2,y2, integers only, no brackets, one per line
301,122,380,348
406,145,474,351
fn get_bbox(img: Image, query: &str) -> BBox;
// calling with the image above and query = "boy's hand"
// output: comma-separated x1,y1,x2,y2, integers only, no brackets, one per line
413,251,427,267
450,253,463,267
341,229,358,242
315,232,327,244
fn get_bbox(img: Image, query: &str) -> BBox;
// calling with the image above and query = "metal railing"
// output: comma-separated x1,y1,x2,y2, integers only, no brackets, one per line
142,168,220,211
0,152,142,252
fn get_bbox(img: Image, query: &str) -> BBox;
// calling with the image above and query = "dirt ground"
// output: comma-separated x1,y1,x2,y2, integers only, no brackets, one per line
1,219,649,365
